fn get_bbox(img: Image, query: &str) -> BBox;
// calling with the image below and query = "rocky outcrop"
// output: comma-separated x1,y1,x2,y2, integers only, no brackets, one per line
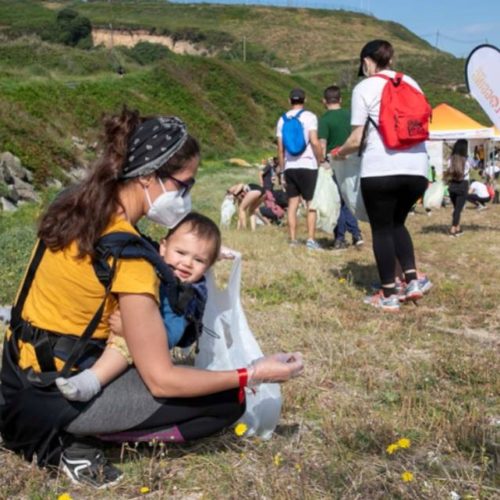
0,152,40,211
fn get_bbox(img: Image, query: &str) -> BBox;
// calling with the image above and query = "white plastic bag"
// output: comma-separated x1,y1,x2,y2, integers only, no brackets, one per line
220,195,236,228
195,253,282,439
332,156,369,222
423,181,445,210
310,166,340,233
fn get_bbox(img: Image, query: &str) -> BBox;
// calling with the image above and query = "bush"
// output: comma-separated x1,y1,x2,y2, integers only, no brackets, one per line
126,41,172,65
39,8,93,49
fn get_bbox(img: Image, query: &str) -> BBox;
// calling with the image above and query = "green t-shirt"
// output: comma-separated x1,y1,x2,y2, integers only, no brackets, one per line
318,108,351,151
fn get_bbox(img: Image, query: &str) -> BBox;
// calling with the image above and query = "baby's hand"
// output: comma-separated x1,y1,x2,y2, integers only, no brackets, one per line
109,310,123,336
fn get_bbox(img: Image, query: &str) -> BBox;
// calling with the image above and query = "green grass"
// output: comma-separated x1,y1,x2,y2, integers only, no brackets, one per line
1,166,499,498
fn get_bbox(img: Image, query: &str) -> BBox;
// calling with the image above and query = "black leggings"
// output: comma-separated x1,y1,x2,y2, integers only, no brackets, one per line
361,175,428,285
448,180,468,226
66,367,244,443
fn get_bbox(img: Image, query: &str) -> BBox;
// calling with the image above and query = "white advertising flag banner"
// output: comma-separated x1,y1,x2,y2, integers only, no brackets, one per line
466,44,500,130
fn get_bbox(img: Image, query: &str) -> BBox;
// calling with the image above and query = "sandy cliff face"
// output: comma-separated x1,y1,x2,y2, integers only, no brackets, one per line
92,29,208,56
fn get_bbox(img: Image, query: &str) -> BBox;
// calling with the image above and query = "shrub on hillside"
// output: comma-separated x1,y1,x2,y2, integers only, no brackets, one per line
38,8,92,49
126,42,172,65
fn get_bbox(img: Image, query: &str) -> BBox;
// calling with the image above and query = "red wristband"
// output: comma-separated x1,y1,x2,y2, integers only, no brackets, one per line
331,146,342,157
236,368,248,403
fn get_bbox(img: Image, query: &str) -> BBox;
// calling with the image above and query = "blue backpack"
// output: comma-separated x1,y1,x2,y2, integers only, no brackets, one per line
281,109,307,156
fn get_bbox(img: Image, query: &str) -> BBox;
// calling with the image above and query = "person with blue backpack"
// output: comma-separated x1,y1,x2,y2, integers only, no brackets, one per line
276,88,323,249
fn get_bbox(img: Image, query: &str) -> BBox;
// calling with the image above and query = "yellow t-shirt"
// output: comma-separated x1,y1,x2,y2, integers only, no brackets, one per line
15,218,159,371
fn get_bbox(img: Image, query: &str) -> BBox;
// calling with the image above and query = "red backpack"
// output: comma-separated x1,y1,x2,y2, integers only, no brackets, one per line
371,73,432,150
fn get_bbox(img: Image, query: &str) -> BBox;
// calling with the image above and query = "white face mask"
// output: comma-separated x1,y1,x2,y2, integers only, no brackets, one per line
144,179,192,228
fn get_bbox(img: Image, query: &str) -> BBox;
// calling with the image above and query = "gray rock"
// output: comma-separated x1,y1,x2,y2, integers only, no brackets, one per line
0,151,24,183
6,185,20,203
0,305,12,324
1,196,17,211
13,177,40,202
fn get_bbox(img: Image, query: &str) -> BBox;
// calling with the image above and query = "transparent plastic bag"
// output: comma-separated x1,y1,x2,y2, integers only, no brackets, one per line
195,253,282,439
423,181,445,210
220,195,236,228
332,156,369,222
310,166,340,233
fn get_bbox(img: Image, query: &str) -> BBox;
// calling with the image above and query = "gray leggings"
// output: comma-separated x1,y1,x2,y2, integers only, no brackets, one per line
66,367,244,442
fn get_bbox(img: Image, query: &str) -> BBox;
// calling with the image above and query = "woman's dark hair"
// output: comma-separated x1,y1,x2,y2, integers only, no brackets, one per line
165,212,221,266
445,139,468,182
38,107,200,257
363,40,393,71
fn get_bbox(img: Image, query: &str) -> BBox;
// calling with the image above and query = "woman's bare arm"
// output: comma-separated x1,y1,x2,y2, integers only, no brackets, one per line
119,293,240,398
337,125,364,157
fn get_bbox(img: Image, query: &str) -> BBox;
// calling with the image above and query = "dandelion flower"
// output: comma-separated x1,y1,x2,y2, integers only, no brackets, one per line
234,423,248,437
386,443,399,454
57,494,72,500
338,278,347,284
397,438,411,449
401,471,414,482
273,452,283,466
140,486,150,494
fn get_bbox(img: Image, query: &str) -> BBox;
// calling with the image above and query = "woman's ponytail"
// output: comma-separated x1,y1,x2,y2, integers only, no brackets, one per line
38,107,142,257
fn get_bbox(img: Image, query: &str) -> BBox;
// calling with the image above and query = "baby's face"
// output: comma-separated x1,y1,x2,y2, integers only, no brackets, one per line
160,226,213,283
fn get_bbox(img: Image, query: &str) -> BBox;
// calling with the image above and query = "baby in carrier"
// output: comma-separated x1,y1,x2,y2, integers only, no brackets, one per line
56,212,221,402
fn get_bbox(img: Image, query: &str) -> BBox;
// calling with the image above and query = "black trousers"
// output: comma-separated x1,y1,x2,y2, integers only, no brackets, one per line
361,175,428,285
448,180,468,226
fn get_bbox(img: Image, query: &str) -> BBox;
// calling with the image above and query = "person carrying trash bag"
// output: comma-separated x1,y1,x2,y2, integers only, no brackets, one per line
0,107,304,488
331,40,431,312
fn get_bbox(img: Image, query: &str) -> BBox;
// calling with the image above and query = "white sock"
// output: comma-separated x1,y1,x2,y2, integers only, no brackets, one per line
56,369,102,402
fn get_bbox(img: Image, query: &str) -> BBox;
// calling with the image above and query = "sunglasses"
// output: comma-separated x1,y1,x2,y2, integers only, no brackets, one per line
166,174,196,197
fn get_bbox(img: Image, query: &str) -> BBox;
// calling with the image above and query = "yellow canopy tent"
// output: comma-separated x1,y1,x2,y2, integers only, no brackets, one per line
429,103,493,140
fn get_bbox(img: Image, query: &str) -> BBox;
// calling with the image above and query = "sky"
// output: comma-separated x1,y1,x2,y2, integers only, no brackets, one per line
171,0,500,58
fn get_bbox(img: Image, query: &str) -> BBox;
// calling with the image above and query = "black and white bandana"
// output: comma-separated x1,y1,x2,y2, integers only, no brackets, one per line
120,116,188,179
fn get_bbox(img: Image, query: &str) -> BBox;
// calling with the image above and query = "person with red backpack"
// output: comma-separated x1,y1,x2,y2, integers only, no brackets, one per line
331,40,431,312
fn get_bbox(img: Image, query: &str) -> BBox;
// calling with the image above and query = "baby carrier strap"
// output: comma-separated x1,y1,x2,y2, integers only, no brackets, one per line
93,231,195,315
8,239,118,388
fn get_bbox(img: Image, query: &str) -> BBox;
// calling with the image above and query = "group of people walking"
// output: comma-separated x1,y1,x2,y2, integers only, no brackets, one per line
275,40,430,312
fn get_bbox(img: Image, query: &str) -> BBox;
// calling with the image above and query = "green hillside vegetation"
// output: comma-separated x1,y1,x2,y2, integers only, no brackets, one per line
0,0,492,187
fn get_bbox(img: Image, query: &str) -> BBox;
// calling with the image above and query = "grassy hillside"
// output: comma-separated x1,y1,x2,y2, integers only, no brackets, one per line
0,34,326,184
0,0,492,186
3,0,441,67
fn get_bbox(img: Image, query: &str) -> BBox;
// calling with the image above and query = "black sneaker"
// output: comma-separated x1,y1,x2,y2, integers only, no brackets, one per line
61,443,123,489
333,239,349,250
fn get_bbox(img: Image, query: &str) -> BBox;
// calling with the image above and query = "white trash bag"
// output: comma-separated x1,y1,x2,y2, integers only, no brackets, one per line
423,181,445,210
220,195,236,228
195,253,282,439
310,165,341,233
333,156,369,222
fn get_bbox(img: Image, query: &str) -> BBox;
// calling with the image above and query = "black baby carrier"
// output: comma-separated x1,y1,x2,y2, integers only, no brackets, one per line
0,232,206,466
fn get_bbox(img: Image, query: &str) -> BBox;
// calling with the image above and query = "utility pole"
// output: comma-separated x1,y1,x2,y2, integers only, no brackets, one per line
435,30,440,48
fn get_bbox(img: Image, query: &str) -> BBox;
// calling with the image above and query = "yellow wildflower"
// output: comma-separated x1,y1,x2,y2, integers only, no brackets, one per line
338,278,347,284
397,438,411,449
140,486,150,494
386,443,399,454
57,494,72,500
401,471,414,482
234,423,248,437
295,463,302,472
273,452,283,466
